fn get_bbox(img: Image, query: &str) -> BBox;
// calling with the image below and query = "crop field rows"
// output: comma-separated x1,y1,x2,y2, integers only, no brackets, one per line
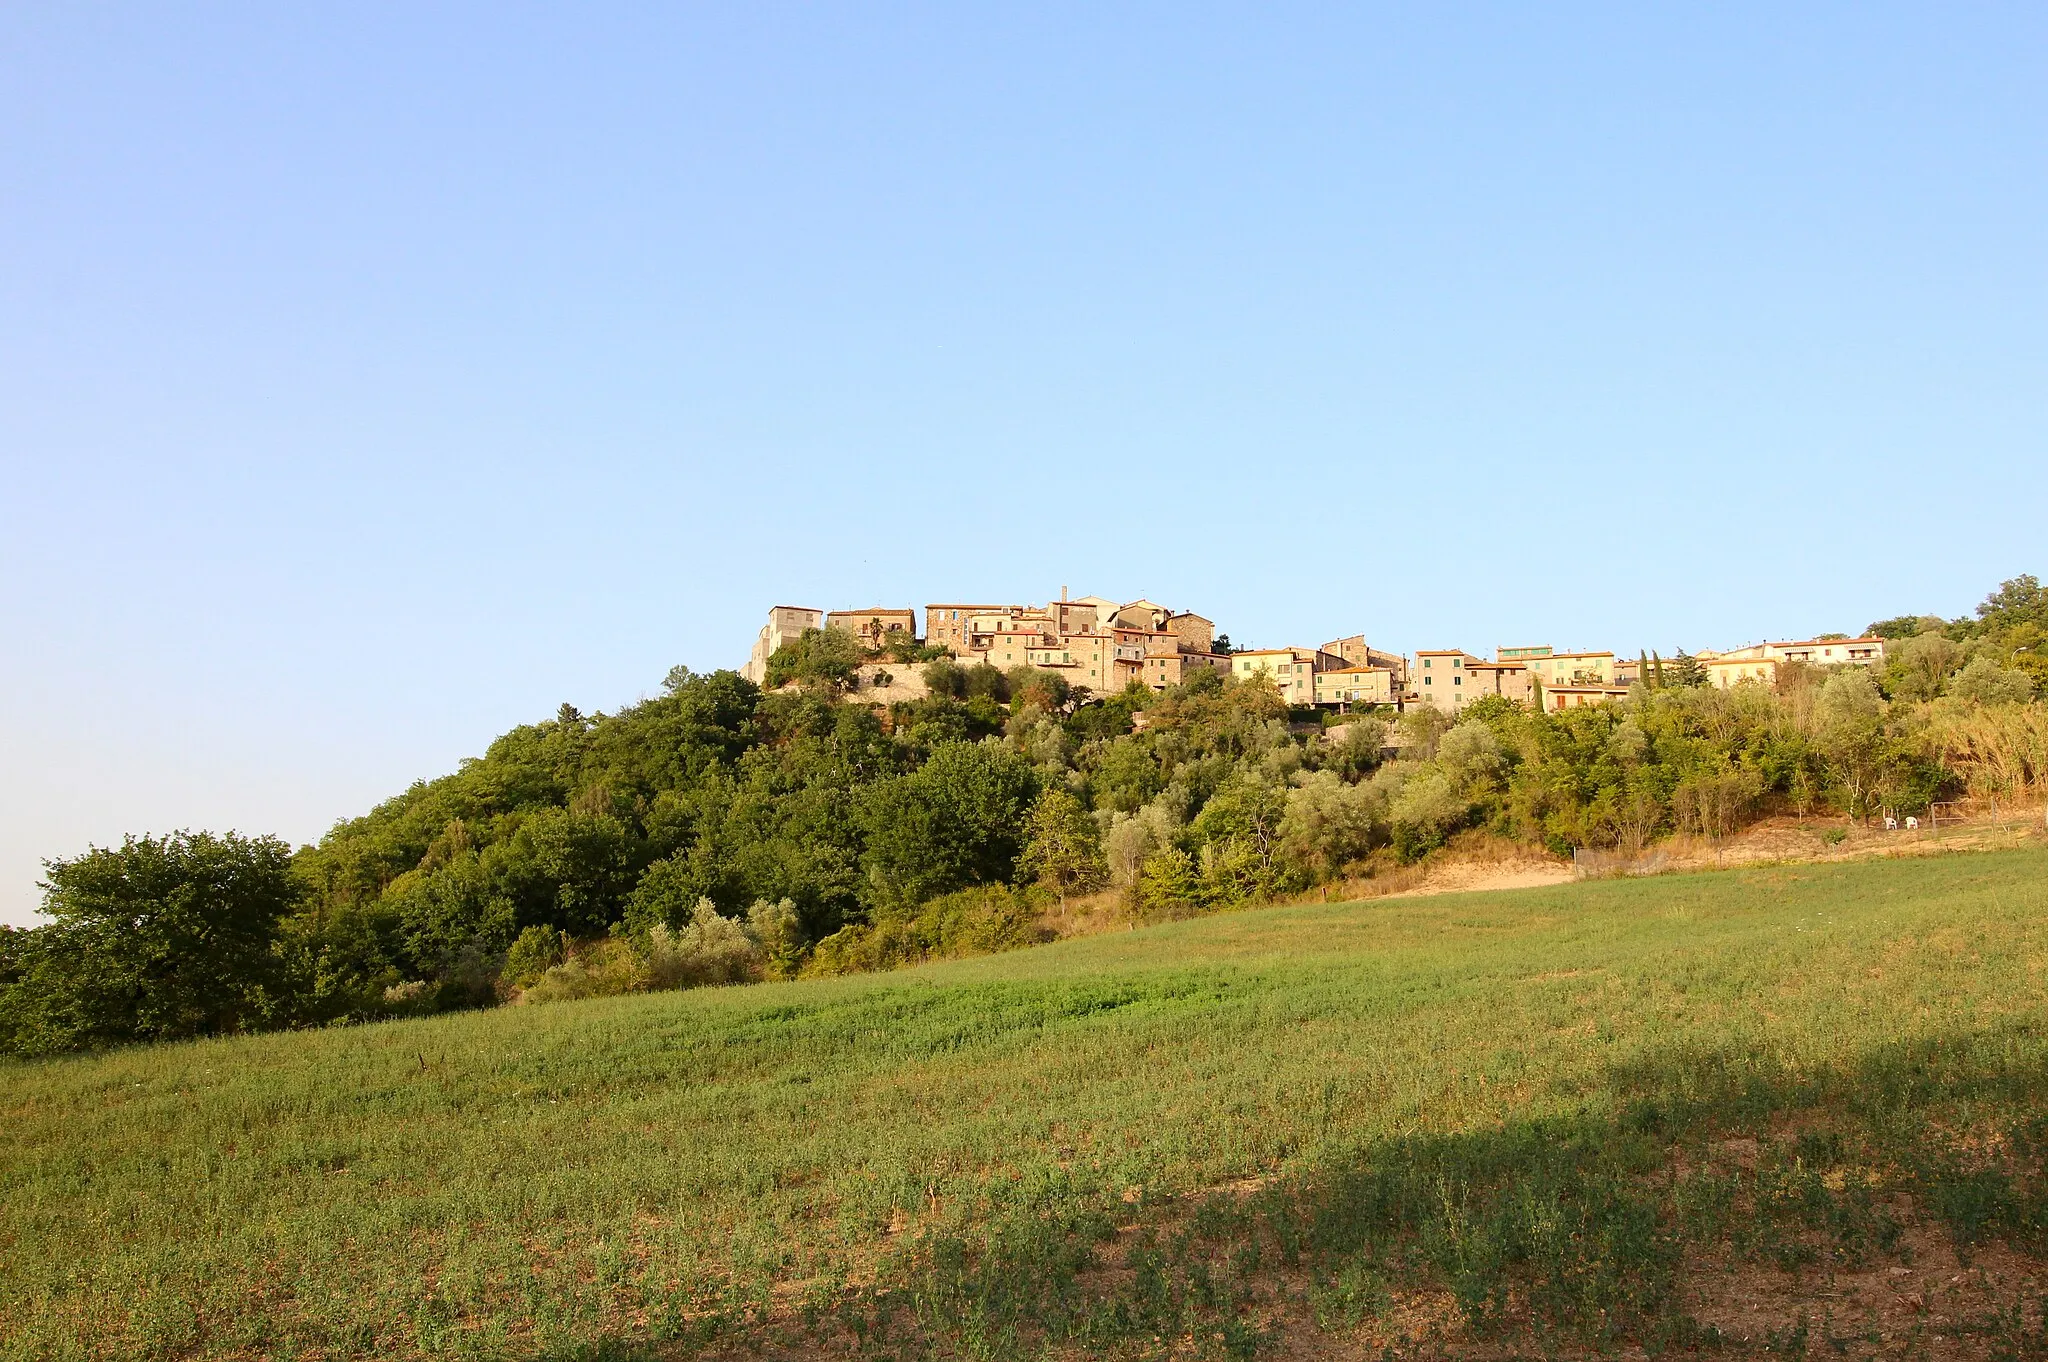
6,849,2048,1359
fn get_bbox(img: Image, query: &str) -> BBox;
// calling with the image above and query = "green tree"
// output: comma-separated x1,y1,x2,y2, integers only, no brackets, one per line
922,657,968,698
1008,666,1072,714
1815,671,1888,817
962,662,1010,703
1189,772,1288,885
1277,771,1380,879
1947,655,2035,706
881,628,922,663
1133,846,1205,918
501,925,566,990
1975,574,2048,633
765,628,864,690
1666,652,1708,688
1885,631,1965,701
859,742,1040,907
1017,788,1107,908
1866,614,1947,640
0,831,303,1056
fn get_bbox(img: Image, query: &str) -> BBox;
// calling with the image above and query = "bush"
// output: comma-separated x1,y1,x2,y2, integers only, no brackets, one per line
502,925,566,991
1279,771,1382,879
520,938,645,1003
808,886,1046,975
523,899,764,1003
1948,656,2035,706
642,899,760,989
1133,846,1207,919
747,897,806,978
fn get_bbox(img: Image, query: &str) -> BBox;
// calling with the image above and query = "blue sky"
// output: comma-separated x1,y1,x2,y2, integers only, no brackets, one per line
3,4,2043,923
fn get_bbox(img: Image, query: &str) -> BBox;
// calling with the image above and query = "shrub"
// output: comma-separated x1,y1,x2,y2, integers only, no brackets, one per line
523,899,764,1003
642,899,761,989
1278,771,1381,880
1133,846,1207,919
747,897,806,978
520,938,645,1003
1948,656,2035,706
807,886,1045,975
502,925,566,991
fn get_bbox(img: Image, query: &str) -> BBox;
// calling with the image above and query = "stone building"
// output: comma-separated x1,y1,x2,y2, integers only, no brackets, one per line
743,605,824,684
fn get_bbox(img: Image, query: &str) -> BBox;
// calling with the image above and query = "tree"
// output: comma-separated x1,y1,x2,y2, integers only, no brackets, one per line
962,662,1010,703
1325,717,1389,780
1189,772,1288,883
501,925,566,990
765,628,863,690
1815,671,1887,818
923,658,968,698
1666,652,1708,688
1948,656,2035,706
881,628,922,663
1278,771,1380,879
1867,615,1947,641
859,742,1040,907
1017,788,1107,908
1008,667,1072,714
1885,632,1964,702
0,831,303,1056
1976,575,2048,633
1385,767,1469,861
1133,846,1205,918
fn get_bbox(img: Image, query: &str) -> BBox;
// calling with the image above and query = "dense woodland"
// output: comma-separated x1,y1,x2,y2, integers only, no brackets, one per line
4,576,2046,1057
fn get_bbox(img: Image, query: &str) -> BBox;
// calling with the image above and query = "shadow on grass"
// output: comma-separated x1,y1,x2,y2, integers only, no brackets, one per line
539,1027,2048,1360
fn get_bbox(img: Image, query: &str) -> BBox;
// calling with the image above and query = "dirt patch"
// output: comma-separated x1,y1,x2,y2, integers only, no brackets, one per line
1592,807,2048,880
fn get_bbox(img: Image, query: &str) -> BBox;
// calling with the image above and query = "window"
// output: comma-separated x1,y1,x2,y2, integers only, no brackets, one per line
1424,676,1432,685
1454,676,1462,685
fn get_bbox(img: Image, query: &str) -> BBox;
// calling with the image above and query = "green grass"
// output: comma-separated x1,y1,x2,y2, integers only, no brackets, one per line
6,849,2048,1359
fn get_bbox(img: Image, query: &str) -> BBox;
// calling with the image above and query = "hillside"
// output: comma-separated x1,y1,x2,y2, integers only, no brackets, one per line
8,850,2048,1359
10,576,2045,1058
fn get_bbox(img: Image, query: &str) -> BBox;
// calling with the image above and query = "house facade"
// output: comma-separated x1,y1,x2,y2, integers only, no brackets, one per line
1231,647,1336,705
1542,685,1632,712
924,604,1008,655
1523,651,1616,688
825,608,918,651
1323,635,1408,686
1414,650,1486,712
1706,656,1779,689
1313,666,1397,707
1466,658,1531,703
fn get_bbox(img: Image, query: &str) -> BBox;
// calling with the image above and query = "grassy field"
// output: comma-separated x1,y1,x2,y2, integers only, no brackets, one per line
6,849,2048,1359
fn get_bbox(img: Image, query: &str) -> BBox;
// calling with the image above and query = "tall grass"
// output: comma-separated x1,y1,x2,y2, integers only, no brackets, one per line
1926,700,2048,801
4,849,2048,1358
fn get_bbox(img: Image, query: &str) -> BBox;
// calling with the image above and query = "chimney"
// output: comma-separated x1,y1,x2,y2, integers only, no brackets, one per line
1061,585,1068,601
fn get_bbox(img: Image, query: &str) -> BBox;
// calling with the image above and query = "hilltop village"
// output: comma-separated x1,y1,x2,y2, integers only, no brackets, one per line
743,595,1889,713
